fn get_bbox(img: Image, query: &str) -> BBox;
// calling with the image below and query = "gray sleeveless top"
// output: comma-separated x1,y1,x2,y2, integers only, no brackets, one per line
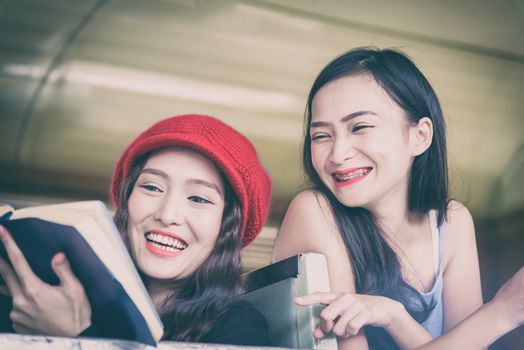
420,210,445,337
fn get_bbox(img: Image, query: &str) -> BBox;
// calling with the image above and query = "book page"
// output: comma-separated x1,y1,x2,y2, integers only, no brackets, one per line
12,202,122,254
0,204,14,217
12,202,131,270
299,253,337,350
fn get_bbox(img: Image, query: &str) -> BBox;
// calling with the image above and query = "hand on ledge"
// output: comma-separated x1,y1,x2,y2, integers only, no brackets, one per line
489,266,524,332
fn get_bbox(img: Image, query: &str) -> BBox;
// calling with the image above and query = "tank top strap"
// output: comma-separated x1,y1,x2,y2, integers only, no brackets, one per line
421,210,446,338
428,210,446,276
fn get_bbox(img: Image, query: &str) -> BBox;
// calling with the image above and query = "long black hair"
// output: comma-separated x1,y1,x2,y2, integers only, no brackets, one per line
113,151,244,342
303,47,449,349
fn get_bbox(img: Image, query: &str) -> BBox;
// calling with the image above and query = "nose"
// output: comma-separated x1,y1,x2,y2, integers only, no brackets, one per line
329,136,356,165
154,193,185,227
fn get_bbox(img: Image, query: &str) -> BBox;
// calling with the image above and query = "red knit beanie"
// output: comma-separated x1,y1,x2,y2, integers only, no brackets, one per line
110,114,272,247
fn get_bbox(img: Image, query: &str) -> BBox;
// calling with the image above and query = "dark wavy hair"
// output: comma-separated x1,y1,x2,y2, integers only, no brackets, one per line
303,47,449,349
113,151,244,342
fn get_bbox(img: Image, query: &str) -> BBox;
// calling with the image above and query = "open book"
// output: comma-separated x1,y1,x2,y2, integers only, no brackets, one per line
0,201,163,345
242,253,338,350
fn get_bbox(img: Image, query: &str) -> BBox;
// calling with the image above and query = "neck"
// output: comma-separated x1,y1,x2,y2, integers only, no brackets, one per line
372,202,409,237
145,277,178,311
365,175,418,240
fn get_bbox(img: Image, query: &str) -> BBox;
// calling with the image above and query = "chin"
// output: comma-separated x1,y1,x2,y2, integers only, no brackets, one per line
144,269,186,281
335,193,367,208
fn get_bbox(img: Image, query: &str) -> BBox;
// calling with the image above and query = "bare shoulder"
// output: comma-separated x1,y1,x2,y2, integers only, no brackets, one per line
272,189,341,261
443,200,477,263
445,200,475,236
273,190,357,293
446,200,473,222
287,190,336,223
281,189,338,234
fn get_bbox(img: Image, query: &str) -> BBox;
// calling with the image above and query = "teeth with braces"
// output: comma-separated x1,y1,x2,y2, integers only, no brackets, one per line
334,168,370,182
148,242,182,253
145,232,188,250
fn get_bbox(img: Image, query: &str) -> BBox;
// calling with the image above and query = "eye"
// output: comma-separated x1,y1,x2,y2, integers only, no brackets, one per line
352,124,373,132
140,184,163,193
311,132,331,142
188,196,213,205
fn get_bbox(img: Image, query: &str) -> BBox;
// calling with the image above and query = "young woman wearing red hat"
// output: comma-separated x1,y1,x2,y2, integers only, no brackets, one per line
0,114,272,345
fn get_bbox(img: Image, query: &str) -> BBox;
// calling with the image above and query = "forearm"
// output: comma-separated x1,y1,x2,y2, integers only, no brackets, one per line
338,332,369,350
384,302,433,350
416,301,511,350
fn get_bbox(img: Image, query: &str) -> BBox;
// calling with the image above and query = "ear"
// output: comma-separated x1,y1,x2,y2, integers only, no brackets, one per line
409,117,433,156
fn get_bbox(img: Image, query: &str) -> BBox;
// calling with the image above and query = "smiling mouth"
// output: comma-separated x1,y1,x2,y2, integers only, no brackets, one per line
145,232,188,253
332,167,372,186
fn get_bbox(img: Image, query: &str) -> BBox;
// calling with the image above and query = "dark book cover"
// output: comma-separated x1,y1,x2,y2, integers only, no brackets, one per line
0,217,155,345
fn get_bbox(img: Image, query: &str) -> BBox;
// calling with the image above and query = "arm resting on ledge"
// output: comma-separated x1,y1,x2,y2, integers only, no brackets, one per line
418,266,524,350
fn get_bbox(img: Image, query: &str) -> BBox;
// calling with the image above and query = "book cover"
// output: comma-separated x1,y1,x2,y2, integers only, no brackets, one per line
243,253,338,350
0,201,163,345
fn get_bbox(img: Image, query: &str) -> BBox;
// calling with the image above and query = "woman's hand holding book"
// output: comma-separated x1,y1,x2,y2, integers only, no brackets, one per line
0,225,92,336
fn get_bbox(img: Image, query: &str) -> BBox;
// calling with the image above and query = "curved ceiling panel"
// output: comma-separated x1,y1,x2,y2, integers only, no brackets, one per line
1,0,523,223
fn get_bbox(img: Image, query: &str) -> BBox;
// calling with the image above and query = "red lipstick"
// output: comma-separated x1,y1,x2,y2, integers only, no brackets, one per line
332,167,371,188
144,229,188,257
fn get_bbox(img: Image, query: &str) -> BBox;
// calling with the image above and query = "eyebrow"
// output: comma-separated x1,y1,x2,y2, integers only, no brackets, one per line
141,168,168,178
310,111,377,128
140,168,222,196
188,178,223,197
